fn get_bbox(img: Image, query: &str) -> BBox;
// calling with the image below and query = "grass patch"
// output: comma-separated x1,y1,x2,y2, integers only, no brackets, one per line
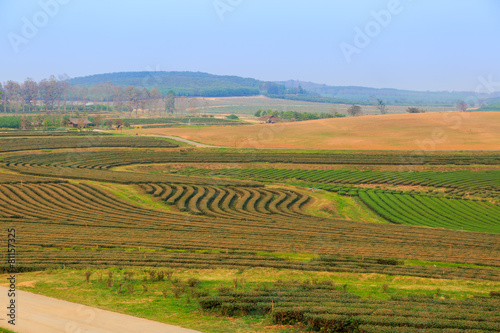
85,182,176,212
4,267,499,333
305,189,388,224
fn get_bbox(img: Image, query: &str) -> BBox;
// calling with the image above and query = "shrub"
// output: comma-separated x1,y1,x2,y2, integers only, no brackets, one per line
187,278,200,288
376,258,402,266
85,271,93,283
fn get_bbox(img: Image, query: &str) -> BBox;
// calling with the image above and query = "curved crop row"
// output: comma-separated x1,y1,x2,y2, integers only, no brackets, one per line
139,183,309,218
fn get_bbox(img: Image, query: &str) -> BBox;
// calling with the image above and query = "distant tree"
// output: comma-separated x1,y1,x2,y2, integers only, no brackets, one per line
150,88,162,116
124,121,131,128
112,85,124,112
104,119,113,128
456,101,468,112
103,81,114,112
38,75,58,111
90,85,101,112
376,99,388,114
0,84,3,112
93,114,102,127
254,109,262,117
406,107,426,113
115,119,123,130
79,86,88,112
124,86,136,114
165,90,175,115
62,116,70,128
347,104,363,116
20,115,30,130
226,114,239,120
4,80,21,113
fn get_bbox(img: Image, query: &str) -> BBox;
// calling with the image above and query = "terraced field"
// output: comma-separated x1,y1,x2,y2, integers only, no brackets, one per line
0,130,112,137
201,282,500,332
4,149,500,168
1,132,499,332
140,183,309,218
1,183,498,267
0,136,178,152
358,190,500,233
186,168,500,196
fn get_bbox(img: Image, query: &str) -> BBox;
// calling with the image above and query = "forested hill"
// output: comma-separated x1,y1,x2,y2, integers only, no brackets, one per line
279,80,500,107
67,71,500,106
67,71,265,97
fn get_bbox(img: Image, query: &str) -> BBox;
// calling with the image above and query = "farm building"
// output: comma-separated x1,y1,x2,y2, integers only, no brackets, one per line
259,115,278,123
68,118,93,128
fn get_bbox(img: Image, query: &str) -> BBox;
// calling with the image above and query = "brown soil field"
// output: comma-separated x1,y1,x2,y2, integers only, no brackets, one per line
131,112,500,150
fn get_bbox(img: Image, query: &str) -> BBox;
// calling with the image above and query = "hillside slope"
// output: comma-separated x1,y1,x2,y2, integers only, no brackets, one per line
135,112,500,150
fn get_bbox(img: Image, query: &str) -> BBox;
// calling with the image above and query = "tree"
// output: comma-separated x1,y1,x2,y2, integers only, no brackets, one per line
124,86,137,114
93,114,102,127
165,90,175,115
150,88,162,116
79,86,88,112
113,85,124,112
4,80,21,113
406,107,426,113
62,116,70,128
115,119,123,129
20,115,30,130
104,119,113,128
20,78,38,112
376,99,388,114
38,76,58,112
254,109,262,117
0,83,4,112
90,85,101,113
456,101,468,112
347,104,362,117
103,81,114,112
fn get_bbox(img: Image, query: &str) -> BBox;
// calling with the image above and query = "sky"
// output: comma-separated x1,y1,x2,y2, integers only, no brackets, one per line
1,0,499,92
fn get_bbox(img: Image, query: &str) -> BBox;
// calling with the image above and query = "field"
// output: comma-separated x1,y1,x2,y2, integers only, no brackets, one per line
0,126,499,332
200,96,457,116
130,112,500,150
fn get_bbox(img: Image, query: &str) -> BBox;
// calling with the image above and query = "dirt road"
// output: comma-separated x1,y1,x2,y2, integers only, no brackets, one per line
0,286,202,333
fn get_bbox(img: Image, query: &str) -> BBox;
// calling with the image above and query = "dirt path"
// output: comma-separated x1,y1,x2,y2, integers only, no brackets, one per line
0,286,202,333
146,135,224,148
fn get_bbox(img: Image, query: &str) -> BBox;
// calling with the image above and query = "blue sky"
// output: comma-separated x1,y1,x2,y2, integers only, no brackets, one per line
1,0,499,91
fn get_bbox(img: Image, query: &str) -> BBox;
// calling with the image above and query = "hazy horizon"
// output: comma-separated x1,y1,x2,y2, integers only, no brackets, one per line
2,0,499,93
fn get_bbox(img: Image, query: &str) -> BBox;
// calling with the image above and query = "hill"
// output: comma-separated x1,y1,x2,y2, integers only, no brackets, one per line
67,71,500,106
280,80,500,106
68,71,264,97
133,112,500,150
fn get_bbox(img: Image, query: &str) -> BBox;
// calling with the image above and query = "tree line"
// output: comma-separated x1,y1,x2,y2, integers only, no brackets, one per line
254,109,346,121
0,76,211,117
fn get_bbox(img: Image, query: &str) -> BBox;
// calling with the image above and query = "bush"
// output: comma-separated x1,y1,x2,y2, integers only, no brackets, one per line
187,278,200,288
406,107,426,113
376,258,402,266
226,114,239,120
